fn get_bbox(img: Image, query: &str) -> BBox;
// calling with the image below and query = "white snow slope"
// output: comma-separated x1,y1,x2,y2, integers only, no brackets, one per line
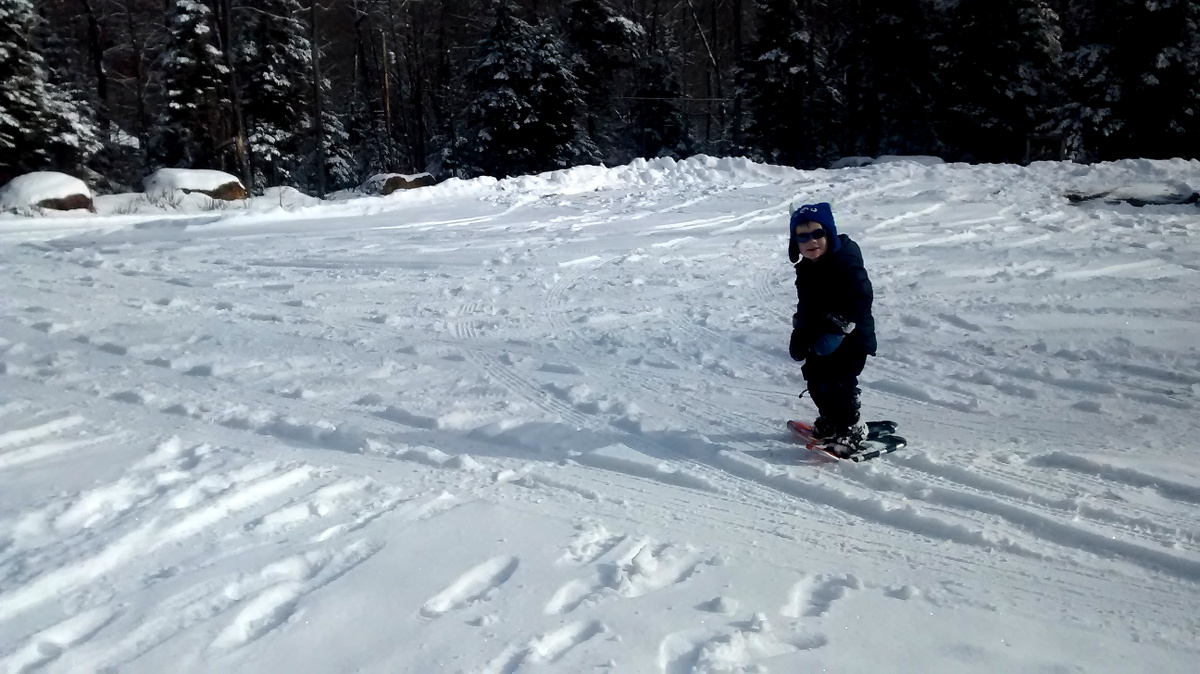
2,156,1199,673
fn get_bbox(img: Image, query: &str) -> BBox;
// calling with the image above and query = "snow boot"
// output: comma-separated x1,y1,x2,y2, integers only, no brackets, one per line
828,422,867,458
811,416,837,441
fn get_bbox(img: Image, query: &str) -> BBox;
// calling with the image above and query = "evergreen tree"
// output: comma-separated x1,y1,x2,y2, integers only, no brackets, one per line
940,0,1064,163
153,0,231,169
832,0,944,158
530,23,597,169
740,0,837,168
448,1,590,179
0,0,98,179
629,48,690,160
564,0,643,160
342,0,404,183
237,0,312,190
317,102,356,190
1066,0,1200,160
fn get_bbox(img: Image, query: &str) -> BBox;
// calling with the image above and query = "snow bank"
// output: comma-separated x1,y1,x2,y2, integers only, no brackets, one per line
0,172,92,211
492,155,792,198
143,168,247,200
1,154,1199,671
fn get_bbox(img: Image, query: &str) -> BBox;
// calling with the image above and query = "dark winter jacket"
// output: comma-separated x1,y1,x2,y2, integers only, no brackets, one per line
791,234,877,359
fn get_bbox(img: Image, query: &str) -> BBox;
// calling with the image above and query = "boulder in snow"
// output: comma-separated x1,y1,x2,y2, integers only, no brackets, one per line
830,155,945,169
0,171,94,212
1066,182,1200,208
143,168,248,201
829,156,876,169
873,155,946,167
361,172,437,195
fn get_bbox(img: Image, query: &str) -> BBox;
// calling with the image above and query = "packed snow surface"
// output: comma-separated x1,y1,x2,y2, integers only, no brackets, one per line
2,156,1199,673
0,172,91,211
143,168,244,198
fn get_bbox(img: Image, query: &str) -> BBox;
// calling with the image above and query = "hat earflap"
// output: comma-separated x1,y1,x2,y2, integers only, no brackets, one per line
787,204,800,263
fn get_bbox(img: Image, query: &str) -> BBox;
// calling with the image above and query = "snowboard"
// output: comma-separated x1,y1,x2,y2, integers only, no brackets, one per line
786,419,906,463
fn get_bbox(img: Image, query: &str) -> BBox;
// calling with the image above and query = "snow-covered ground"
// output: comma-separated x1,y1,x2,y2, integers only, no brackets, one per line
2,156,1199,673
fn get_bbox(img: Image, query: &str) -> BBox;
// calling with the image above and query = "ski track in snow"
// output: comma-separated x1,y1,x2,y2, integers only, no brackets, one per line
2,156,1199,672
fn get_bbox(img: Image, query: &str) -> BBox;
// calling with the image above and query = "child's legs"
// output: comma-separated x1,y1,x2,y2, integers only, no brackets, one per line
802,347,868,430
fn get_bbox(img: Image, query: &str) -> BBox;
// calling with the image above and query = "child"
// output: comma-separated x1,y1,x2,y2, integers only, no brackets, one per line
787,202,877,455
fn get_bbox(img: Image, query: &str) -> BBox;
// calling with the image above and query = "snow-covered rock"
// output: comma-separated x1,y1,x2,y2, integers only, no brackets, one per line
143,168,247,201
0,171,93,212
829,156,876,169
830,155,946,169
361,172,437,195
873,155,946,166
1067,181,1200,207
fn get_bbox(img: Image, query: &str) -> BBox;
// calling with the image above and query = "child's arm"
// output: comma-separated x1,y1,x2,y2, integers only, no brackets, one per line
789,274,812,361
839,262,873,328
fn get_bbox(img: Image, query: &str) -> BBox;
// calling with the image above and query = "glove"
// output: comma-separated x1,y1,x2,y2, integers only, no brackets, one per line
788,329,807,361
811,332,844,356
826,314,856,335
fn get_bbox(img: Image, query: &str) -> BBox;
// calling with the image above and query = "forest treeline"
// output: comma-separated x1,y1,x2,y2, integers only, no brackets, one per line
2,0,1198,195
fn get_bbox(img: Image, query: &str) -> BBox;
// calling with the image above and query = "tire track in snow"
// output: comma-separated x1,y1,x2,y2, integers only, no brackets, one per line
698,444,1047,558
1029,451,1200,506
0,413,86,450
2,606,117,673
466,348,595,429
837,461,1200,582
0,460,317,623
0,313,435,460
893,452,1200,545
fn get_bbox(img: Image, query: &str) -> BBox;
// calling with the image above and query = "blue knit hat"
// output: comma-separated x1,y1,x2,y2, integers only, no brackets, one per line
788,202,840,262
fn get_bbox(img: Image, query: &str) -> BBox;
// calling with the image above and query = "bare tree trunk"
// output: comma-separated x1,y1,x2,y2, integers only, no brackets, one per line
404,3,427,172
381,30,394,170
214,0,251,187
120,0,149,159
732,0,743,151
79,0,110,136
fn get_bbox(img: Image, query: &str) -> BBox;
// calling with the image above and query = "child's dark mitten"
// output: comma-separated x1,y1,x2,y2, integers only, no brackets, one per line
789,329,808,361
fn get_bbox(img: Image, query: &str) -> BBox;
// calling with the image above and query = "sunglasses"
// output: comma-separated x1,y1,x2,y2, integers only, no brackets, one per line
793,229,827,243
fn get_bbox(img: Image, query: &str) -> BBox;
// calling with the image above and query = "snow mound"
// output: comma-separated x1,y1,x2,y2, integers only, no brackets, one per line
255,186,322,210
143,168,247,200
0,172,92,211
494,155,790,197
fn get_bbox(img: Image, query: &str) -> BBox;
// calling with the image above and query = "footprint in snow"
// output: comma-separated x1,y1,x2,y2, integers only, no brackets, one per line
479,620,607,673
545,538,707,615
421,555,520,618
658,614,825,674
780,573,862,618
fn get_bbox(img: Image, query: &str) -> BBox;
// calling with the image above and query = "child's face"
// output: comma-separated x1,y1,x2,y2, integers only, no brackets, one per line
794,221,829,260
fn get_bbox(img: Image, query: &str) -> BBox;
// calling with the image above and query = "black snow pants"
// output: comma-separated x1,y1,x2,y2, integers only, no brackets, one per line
801,345,868,431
